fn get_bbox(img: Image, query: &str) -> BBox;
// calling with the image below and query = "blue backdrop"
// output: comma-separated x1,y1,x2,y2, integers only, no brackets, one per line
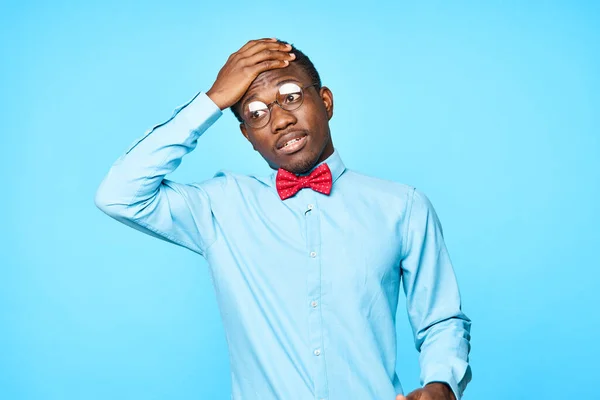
2,1,598,399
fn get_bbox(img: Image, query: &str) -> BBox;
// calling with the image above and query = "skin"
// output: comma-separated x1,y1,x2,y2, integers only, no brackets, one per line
206,38,334,174
396,383,456,400
207,38,456,400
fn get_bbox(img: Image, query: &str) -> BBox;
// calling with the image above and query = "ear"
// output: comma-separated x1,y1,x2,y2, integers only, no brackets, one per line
240,123,257,150
320,86,334,120
240,123,249,140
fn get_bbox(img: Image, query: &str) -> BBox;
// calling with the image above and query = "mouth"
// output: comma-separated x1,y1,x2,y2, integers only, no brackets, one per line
276,132,309,155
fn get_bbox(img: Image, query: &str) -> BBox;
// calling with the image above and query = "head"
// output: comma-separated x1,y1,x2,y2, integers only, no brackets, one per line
232,40,334,175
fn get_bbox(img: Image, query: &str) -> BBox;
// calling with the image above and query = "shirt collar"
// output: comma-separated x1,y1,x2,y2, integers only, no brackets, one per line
254,147,347,188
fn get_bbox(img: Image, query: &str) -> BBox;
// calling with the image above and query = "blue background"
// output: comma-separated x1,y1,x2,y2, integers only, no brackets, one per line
1,1,598,399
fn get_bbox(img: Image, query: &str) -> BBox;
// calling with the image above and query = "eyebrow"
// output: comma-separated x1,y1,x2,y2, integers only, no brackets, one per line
242,78,302,106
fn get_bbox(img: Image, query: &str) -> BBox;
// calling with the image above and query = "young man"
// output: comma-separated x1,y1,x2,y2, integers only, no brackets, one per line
95,38,472,400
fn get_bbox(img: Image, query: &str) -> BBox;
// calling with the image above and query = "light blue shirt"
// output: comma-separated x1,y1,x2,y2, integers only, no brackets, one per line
95,91,472,400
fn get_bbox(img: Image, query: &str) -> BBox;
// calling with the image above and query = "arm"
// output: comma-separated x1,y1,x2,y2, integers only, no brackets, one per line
95,38,295,256
94,92,223,256
400,188,472,400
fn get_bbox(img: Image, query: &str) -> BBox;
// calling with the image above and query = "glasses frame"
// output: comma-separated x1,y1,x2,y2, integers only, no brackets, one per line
242,82,320,128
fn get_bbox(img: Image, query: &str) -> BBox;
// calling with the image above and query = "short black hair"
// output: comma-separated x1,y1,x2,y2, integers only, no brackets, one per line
230,39,322,123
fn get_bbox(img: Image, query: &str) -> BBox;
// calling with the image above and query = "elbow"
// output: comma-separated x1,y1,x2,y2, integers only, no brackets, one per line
94,186,115,215
94,182,151,221
94,184,107,211
94,184,129,218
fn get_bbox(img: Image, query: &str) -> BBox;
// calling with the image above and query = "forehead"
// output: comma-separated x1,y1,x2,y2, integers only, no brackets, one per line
242,63,311,103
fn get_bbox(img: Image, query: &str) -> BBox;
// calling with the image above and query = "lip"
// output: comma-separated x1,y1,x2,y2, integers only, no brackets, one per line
276,130,308,149
276,135,308,155
276,130,309,151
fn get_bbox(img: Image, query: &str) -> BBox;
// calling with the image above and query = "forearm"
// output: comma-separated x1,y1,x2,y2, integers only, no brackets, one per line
401,188,472,399
95,91,221,217
418,313,472,400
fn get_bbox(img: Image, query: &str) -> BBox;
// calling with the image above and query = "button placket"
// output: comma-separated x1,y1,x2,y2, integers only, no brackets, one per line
304,195,329,399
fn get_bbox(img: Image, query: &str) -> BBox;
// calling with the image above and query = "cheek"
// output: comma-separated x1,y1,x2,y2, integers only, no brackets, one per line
251,133,274,152
306,112,329,138
300,105,325,129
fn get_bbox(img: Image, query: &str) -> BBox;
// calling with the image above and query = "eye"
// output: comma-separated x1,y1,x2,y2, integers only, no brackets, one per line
246,101,268,120
278,82,303,105
283,93,302,104
250,109,267,119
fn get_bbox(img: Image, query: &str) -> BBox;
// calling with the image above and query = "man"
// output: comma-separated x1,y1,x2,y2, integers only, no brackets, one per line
95,38,472,400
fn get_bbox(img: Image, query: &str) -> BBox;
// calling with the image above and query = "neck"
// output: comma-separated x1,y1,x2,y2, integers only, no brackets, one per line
295,141,334,175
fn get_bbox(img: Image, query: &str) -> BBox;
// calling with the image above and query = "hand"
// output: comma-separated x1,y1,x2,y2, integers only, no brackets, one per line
396,383,456,400
206,38,296,110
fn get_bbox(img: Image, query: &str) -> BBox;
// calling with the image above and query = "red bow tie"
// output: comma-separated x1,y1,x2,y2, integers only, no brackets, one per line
276,163,333,200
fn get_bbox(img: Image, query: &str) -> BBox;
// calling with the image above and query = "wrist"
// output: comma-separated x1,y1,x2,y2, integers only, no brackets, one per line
424,382,455,400
205,89,228,110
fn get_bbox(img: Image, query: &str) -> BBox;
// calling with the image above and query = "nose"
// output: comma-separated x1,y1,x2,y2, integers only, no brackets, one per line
270,103,297,133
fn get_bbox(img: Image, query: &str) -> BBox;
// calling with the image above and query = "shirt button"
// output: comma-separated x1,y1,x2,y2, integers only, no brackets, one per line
310,251,317,258
307,204,314,210
313,349,321,356
311,300,318,308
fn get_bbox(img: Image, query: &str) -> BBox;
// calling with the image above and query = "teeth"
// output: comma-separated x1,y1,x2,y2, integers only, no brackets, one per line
283,138,301,148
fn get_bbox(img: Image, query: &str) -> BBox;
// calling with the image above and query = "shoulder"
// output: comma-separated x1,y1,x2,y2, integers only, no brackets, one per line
340,169,416,198
189,169,271,195
339,169,440,217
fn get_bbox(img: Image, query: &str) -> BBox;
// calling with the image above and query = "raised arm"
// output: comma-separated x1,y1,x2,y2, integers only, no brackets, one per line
94,38,295,256
94,91,223,255
399,189,472,400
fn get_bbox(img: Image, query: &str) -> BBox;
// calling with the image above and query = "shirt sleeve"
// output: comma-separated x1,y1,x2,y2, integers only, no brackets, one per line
400,188,472,400
94,91,223,257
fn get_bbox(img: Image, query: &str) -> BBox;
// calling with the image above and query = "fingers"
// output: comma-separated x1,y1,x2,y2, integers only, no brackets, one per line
237,38,289,59
243,48,295,68
231,39,293,77
396,395,407,400
242,40,292,60
237,38,277,53
206,38,293,110
250,58,291,75
236,40,295,76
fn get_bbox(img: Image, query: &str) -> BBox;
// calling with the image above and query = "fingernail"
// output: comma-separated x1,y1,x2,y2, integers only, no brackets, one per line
289,53,295,58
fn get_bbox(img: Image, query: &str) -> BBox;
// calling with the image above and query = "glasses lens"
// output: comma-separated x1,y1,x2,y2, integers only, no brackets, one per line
244,101,269,127
277,83,303,110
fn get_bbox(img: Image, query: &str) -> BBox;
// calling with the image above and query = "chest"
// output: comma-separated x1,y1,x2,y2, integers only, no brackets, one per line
216,187,404,296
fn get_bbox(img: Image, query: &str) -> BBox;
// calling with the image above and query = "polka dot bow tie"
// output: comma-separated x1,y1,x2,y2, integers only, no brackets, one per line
276,163,333,200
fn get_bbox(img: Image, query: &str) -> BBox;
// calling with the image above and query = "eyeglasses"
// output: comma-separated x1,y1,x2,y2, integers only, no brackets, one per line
242,82,319,128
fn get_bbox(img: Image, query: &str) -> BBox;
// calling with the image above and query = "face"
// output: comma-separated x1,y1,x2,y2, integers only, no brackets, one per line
239,62,334,174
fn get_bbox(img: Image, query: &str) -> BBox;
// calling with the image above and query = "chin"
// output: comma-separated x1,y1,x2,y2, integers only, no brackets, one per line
281,151,320,174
